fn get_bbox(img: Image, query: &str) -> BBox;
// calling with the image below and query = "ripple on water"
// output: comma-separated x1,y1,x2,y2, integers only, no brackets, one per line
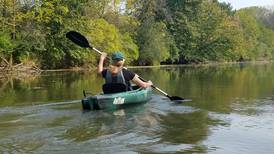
0,95,199,153
148,95,198,115
204,98,274,154
138,142,203,153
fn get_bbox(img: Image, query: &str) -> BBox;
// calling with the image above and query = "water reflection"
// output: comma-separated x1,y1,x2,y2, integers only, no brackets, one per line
61,104,147,142
0,71,103,107
1,63,274,153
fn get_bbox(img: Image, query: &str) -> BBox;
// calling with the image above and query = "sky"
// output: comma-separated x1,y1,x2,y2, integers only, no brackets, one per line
219,0,274,9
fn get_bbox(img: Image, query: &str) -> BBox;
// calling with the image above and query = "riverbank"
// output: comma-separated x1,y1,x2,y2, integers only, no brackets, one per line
0,60,272,75
41,60,273,72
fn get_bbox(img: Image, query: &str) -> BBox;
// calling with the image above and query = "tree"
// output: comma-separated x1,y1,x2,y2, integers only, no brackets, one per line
193,0,245,62
0,0,24,67
218,1,236,16
137,20,173,65
86,18,138,63
237,7,274,60
21,0,91,69
166,0,202,63
134,0,178,65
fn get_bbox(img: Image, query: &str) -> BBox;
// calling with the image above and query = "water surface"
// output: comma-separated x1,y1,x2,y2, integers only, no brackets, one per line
1,63,274,153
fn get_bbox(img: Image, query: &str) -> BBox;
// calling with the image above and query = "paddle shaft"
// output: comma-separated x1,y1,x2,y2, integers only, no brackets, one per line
89,46,102,54
89,46,112,61
138,76,169,96
152,86,169,96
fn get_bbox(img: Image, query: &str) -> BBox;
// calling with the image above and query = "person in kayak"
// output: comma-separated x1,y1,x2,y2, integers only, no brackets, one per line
98,52,153,92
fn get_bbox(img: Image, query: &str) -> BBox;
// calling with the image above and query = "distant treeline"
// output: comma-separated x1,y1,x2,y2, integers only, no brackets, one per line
0,0,274,69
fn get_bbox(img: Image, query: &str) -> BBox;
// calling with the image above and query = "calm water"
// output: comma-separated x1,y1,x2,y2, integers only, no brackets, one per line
1,63,274,153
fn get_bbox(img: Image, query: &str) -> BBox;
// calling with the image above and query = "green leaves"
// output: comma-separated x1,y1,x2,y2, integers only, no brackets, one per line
86,18,138,63
134,0,179,65
1,0,274,69
237,7,274,60
0,31,14,54
87,19,122,52
137,21,174,65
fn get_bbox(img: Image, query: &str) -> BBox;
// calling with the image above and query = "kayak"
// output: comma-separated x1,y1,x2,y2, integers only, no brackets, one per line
81,85,152,110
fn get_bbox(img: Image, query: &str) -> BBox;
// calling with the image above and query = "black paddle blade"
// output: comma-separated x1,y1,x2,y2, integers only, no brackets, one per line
168,96,192,103
168,96,184,101
174,98,192,103
66,31,91,48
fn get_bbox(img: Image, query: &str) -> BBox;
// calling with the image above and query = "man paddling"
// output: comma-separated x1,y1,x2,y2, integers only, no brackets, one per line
98,51,153,92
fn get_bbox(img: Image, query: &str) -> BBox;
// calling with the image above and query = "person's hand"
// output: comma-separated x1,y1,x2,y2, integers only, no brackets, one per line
147,80,153,87
100,52,107,60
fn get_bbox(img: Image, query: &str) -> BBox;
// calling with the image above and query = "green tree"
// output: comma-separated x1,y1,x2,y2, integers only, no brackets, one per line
218,1,236,16
86,18,138,63
237,7,274,60
134,0,178,65
166,0,246,63
0,31,14,64
193,0,245,62
166,0,202,63
22,0,90,68
0,0,24,67
1,0,274,70
137,20,173,65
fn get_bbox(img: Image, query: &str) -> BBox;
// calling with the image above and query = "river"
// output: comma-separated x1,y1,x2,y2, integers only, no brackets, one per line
0,63,274,153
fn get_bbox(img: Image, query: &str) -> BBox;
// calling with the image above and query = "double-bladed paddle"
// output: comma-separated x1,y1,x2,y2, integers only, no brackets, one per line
66,31,190,102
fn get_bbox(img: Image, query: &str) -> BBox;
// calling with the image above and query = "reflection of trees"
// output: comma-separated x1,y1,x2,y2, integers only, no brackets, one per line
0,79,9,92
159,111,209,144
2,63,274,110
133,64,274,113
0,71,102,107
37,71,104,101
155,110,223,153
181,64,274,113
0,73,40,107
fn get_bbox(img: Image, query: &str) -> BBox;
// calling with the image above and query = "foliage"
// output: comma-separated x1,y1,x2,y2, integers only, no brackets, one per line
236,7,274,60
135,0,178,65
1,0,274,69
137,20,173,65
192,0,245,62
86,18,138,63
0,31,14,54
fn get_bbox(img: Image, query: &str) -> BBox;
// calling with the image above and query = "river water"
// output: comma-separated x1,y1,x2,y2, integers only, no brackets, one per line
1,63,274,153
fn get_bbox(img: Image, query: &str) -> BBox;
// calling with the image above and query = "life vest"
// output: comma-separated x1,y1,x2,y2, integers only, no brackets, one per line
105,69,128,90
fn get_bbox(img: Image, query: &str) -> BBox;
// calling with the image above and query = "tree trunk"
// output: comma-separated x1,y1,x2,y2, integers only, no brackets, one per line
9,54,13,70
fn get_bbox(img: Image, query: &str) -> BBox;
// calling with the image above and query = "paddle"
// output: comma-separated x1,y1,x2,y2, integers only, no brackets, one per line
66,31,189,102
66,31,105,57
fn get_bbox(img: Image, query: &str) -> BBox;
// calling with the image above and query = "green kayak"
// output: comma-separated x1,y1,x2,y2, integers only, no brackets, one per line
82,85,152,110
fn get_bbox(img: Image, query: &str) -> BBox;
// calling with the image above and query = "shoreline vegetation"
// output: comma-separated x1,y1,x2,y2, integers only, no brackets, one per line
0,61,271,94
1,1,274,72
0,61,272,91
1,60,272,74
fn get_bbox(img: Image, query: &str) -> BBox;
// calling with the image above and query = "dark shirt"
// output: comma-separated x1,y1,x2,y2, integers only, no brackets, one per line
102,68,135,87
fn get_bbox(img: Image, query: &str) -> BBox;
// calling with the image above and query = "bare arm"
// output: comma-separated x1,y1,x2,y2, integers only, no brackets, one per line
98,52,107,74
132,74,153,88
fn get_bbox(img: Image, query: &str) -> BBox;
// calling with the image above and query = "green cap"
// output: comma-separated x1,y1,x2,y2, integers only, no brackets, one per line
111,52,124,61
